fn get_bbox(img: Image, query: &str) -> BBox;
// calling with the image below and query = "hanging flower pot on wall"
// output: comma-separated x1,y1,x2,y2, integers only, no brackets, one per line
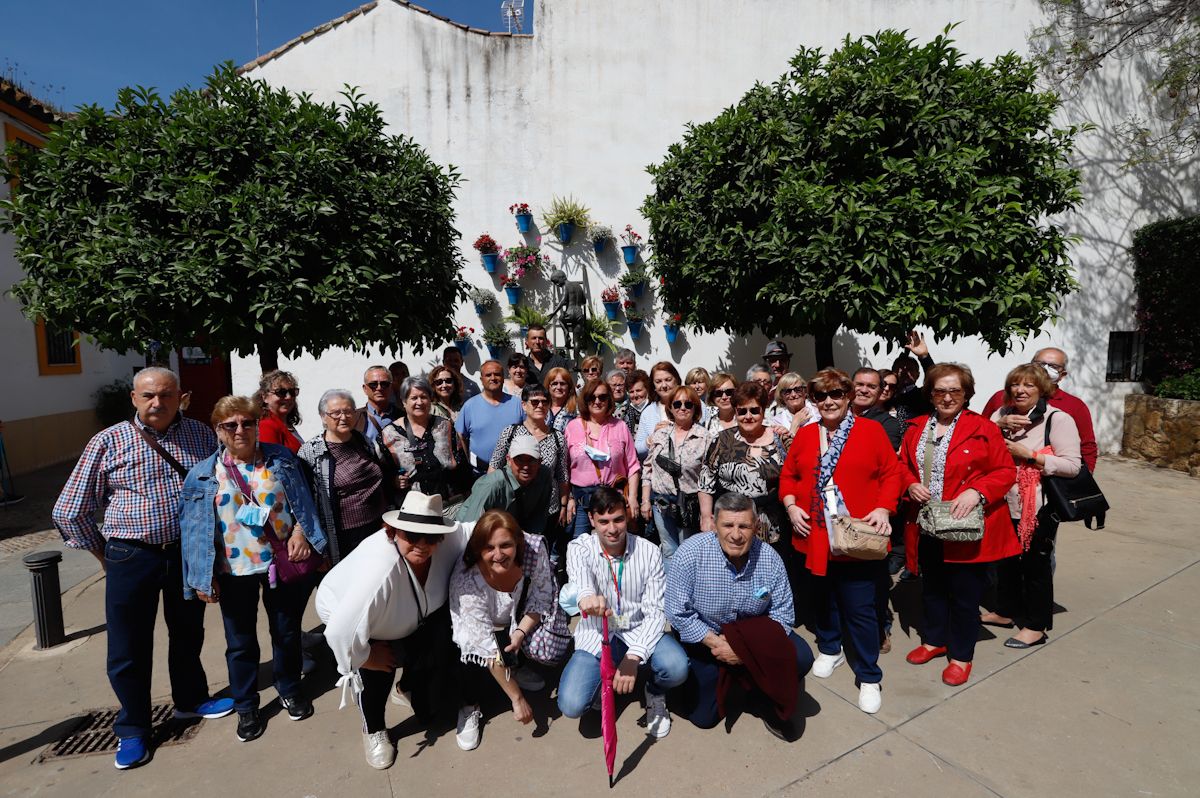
664,324,680,344
621,245,638,266
603,301,620,320
516,212,533,234
593,238,606,255
487,343,506,359
481,252,499,273
505,285,523,305
454,338,471,355
628,319,644,340
557,222,575,245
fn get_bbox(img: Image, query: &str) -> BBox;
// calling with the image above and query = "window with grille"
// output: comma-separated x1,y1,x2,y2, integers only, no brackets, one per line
1106,331,1143,382
35,320,81,375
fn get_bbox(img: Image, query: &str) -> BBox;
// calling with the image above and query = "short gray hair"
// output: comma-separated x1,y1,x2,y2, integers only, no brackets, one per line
605,369,626,382
616,349,636,362
318,389,356,416
745,364,771,380
133,366,180,389
399,376,432,401
714,492,756,520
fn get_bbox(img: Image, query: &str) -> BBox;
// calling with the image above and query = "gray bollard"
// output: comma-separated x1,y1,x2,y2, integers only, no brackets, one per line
22,550,65,650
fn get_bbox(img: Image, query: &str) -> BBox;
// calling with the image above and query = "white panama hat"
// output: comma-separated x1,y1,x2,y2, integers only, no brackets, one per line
381,491,456,535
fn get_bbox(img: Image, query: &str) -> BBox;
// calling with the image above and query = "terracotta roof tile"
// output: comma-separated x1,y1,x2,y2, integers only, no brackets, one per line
0,77,64,126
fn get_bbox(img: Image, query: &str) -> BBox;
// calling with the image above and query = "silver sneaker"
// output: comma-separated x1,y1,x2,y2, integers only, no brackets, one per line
363,730,396,770
645,687,671,738
456,705,483,751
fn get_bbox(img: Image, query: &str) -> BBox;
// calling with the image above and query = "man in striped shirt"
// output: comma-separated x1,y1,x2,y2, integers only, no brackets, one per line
666,492,814,740
557,485,688,738
52,367,232,769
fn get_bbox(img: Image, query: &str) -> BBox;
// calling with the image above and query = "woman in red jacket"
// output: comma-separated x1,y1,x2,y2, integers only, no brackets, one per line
898,363,1017,686
779,369,903,715
256,370,304,454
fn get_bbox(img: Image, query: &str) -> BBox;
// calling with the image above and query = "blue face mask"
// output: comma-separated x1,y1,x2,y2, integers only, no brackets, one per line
584,445,610,463
235,503,271,528
558,582,581,616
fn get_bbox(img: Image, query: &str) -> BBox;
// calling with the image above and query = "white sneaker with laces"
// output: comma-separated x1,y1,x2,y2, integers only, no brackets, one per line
812,650,846,679
456,705,483,751
645,687,671,738
363,731,396,770
858,682,882,714
514,667,545,692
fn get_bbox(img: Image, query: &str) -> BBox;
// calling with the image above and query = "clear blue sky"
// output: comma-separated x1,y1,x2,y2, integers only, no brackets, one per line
1,1,532,111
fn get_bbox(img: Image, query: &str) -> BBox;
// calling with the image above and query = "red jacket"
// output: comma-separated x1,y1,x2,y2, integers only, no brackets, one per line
779,417,904,576
258,414,303,454
980,388,1097,472
898,411,1019,572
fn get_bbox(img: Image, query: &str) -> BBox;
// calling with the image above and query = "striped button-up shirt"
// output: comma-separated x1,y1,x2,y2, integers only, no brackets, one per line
665,532,794,644
566,531,666,661
53,416,218,551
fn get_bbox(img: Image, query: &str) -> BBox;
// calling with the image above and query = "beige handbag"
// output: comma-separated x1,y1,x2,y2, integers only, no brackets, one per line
820,426,890,561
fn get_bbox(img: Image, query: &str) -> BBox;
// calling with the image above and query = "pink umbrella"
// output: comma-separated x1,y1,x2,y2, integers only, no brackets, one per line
600,614,618,788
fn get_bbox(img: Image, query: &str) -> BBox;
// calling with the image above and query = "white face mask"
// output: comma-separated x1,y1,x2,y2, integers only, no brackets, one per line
1040,363,1064,384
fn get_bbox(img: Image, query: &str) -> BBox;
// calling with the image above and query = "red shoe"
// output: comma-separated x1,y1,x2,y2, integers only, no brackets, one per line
942,661,972,686
906,645,947,665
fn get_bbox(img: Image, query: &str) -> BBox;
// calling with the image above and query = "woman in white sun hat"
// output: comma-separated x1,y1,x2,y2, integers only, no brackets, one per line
316,491,472,770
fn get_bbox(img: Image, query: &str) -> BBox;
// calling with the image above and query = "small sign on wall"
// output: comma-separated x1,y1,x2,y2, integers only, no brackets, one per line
180,347,212,365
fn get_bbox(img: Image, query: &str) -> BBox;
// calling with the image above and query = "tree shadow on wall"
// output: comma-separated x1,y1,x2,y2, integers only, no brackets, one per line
718,330,865,380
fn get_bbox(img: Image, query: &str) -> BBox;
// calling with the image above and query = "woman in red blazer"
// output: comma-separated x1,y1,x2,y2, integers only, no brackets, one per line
779,369,904,715
256,370,305,454
898,363,1017,687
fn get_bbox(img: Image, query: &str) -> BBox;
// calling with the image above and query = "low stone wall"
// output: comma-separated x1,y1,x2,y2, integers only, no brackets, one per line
1122,394,1200,477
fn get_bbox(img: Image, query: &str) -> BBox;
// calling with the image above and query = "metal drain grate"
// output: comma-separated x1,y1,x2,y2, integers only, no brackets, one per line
39,704,203,761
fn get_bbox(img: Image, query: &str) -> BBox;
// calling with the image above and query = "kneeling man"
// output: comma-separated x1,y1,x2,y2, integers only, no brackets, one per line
665,492,814,739
557,486,688,737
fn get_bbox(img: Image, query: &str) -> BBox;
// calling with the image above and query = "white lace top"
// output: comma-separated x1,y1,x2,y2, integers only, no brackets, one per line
449,533,556,666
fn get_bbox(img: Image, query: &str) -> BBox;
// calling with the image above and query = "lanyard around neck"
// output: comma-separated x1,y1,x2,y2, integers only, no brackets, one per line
601,547,624,616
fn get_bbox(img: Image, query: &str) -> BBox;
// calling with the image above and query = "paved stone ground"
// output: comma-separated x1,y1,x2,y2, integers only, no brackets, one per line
0,456,1195,797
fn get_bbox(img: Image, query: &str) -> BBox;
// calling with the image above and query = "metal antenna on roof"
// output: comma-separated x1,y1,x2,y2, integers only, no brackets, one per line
254,0,262,57
500,0,524,33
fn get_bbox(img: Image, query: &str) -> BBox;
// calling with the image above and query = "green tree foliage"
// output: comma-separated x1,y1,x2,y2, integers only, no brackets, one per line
643,29,1085,367
1,64,463,371
1032,0,1200,163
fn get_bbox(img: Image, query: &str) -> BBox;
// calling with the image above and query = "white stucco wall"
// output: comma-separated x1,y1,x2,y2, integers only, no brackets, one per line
0,112,144,425
239,0,1196,447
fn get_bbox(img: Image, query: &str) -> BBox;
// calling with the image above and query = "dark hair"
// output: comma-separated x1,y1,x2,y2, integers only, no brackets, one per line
256,369,301,426
462,510,525,567
669,386,702,423
809,368,853,394
627,369,652,394
521,383,549,403
506,352,527,370
923,363,976,403
578,378,613,421
733,380,768,409
428,365,463,409
589,485,626,516
650,361,682,386
852,367,880,383
527,323,547,335
714,492,755,519
442,346,462,361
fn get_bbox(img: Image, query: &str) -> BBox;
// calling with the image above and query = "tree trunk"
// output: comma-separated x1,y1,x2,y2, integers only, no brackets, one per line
814,323,838,369
258,332,280,373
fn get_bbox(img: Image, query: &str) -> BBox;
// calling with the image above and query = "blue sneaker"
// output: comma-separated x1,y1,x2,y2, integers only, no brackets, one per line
173,697,235,720
114,736,150,770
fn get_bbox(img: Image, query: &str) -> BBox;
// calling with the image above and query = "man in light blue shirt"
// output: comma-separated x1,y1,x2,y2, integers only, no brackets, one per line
454,360,524,474
666,492,813,738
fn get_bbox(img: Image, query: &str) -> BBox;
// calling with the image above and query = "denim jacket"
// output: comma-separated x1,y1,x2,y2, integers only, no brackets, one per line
179,443,327,599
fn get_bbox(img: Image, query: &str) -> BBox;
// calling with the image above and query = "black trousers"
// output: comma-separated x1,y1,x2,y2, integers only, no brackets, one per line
356,604,457,733
996,513,1058,632
918,536,991,662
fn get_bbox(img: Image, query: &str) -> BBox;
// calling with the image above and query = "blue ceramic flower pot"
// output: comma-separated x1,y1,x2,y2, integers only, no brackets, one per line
621,245,638,266
516,213,533,234
593,239,606,255
628,319,644,340
481,252,499,273
603,301,620,320
665,324,680,344
557,222,575,245
487,344,506,359
629,280,646,298
518,325,528,339
505,285,523,305
454,338,470,355
474,303,487,316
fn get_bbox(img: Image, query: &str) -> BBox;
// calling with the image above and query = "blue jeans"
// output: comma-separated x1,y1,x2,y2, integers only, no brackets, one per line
651,494,697,571
570,485,600,539
679,631,814,729
217,572,309,712
104,539,209,738
812,560,886,684
557,634,689,718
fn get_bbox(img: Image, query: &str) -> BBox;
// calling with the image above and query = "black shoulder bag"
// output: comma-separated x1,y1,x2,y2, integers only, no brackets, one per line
1041,412,1108,529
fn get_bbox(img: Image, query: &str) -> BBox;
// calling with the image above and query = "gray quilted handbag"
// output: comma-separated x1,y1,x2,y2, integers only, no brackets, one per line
916,424,984,542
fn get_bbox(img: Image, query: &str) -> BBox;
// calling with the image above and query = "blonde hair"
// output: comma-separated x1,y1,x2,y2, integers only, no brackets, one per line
211,395,260,425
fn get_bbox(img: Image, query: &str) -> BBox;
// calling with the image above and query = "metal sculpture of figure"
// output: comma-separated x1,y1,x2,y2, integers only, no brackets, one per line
547,268,589,360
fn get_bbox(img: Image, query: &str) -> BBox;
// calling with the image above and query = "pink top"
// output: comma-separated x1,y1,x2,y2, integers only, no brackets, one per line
565,417,641,487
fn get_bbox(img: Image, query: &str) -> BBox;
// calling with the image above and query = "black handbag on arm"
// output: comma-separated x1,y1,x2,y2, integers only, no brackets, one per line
1041,412,1109,529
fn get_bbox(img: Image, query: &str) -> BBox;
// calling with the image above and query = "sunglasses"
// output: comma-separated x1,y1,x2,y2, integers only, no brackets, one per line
781,387,805,396
527,398,549,407
366,381,392,390
270,388,299,399
711,388,735,399
735,406,762,417
217,419,258,432
811,389,848,402
433,377,455,386
584,367,600,373
396,528,443,546
671,400,695,410
932,388,964,398
589,394,611,404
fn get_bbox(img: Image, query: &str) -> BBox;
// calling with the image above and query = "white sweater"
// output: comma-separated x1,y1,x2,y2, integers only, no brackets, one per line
316,523,472,707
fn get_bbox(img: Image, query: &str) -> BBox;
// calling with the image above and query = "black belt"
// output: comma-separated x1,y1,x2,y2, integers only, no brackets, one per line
111,537,180,551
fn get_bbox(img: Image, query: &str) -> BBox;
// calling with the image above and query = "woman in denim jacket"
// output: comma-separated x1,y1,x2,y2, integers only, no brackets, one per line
180,396,327,743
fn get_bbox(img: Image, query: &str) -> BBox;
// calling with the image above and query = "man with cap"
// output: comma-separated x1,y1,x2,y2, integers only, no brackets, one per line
316,491,473,770
455,436,553,535
763,341,792,388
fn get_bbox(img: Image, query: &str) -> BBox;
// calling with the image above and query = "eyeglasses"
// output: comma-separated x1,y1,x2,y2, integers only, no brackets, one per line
932,388,965,398
323,410,355,419
270,388,299,399
527,398,549,407
711,388,735,399
671,400,695,410
882,382,897,391
781,387,805,396
216,419,258,432
735,406,762,417
433,377,455,386
396,528,442,546
365,381,391,390
589,394,611,404
811,389,848,402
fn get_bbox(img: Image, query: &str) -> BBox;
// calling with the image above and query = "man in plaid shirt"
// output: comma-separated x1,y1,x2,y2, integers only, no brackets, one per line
53,367,233,769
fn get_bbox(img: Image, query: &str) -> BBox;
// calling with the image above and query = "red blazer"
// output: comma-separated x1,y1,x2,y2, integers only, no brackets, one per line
258,414,303,454
898,411,1019,571
779,417,904,576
